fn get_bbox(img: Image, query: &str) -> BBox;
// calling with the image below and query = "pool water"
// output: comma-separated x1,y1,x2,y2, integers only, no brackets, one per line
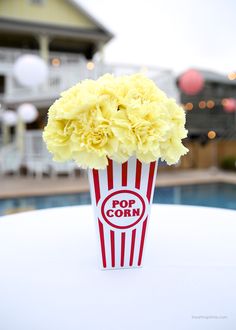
0,183,236,216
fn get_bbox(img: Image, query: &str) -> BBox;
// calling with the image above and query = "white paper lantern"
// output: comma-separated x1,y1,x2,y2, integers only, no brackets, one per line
13,54,48,88
2,111,18,126
17,103,38,123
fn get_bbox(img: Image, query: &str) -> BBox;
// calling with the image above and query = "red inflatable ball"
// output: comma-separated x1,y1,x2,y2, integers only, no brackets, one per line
179,69,204,95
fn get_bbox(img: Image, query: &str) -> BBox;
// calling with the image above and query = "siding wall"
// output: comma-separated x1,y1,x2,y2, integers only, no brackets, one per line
0,0,96,29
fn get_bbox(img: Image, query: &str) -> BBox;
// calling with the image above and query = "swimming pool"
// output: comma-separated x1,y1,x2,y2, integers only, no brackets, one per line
0,182,236,216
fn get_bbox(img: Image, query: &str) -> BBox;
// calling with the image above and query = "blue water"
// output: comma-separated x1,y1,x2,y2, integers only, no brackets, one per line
0,183,236,216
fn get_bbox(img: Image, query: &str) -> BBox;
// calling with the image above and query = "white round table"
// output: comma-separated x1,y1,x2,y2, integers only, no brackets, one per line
0,204,235,330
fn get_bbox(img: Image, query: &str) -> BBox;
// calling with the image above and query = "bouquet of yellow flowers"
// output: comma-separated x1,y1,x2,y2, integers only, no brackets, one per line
43,74,188,169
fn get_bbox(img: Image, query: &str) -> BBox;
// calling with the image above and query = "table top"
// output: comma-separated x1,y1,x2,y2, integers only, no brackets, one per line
0,204,235,330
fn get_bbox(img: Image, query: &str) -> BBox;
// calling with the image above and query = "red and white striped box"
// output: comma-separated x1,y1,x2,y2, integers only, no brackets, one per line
88,157,158,269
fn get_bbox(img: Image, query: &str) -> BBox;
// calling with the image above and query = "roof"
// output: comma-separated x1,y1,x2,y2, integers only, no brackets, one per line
177,68,236,86
0,18,112,42
198,69,236,85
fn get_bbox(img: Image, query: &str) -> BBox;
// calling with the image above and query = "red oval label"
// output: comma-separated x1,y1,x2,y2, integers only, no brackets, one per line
101,190,146,229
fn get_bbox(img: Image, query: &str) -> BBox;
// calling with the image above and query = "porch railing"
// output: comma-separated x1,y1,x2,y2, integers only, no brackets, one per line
0,47,179,105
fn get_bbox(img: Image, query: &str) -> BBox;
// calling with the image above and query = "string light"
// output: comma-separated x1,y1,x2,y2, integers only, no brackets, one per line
181,98,235,111
227,72,236,80
185,102,193,111
206,100,215,109
208,130,216,139
222,98,236,112
87,61,95,70
51,58,61,67
221,99,227,106
199,100,206,109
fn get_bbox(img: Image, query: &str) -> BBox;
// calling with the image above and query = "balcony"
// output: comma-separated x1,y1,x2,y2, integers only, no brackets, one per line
0,47,179,107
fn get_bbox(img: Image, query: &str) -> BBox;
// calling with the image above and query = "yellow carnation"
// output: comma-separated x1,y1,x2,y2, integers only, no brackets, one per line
43,119,74,161
43,74,188,169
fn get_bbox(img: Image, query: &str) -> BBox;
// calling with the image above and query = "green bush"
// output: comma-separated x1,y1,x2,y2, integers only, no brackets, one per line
220,156,236,171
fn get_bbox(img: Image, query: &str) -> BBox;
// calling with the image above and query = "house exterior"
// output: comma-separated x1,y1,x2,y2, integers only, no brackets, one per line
0,0,113,59
177,69,236,169
0,0,114,115
0,0,179,123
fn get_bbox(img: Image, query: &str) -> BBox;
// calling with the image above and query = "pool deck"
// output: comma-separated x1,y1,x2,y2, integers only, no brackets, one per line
1,169,236,199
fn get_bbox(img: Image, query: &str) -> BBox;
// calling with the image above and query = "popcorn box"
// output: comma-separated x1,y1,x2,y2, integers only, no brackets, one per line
88,157,158,269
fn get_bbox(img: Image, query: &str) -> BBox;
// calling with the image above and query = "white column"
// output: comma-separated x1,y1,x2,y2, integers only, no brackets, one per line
38,35,49,63
97,42,105,64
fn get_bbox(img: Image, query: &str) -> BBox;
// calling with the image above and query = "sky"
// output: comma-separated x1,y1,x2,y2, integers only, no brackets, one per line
78,0,236,75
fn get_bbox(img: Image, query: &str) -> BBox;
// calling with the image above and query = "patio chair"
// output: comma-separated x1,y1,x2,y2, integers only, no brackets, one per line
24,130,51,178
0,143,22,176
49,159,77,177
